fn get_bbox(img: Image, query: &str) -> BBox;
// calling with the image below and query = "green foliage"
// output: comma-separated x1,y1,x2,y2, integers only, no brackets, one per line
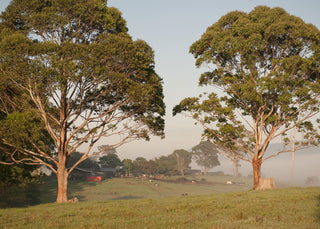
174,6,320,187
132,157,158,176
173,149,192,176
67,152,100,171
122,158,133,174
155,154,178,176
192,141,220,174
0,109,54,185
0,0,165,159
99,154,122,169
0,0,165,202
0,110,53,153
132,157,147,176
0,164,38,186
188,6,320,125
0,28,53,182
153,150,192,176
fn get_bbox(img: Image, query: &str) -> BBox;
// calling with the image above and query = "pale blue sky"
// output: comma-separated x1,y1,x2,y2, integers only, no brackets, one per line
1,0,320,180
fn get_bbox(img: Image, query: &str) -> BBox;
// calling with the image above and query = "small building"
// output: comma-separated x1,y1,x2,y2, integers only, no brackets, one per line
100,166,122,178
87,175,102,182
69,166,122,181
69,167,102,181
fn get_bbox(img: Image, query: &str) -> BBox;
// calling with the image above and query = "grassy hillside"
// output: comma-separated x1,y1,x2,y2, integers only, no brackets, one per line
2,175,253,208
63,175,254,202
1,174,296,208
1,187,319,228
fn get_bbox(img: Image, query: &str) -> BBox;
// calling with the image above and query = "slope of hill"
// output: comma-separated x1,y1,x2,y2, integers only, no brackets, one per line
1,186,319,228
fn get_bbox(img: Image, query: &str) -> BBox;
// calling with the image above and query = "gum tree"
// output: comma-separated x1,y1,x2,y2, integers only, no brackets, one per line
0,0,165,202
191,141,220,175
0,44,54,186
174,6,320,189
173,149,192,177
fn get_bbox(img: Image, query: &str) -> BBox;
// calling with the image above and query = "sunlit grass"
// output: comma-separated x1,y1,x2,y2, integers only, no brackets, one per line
62,175,254,202
1,187,319,228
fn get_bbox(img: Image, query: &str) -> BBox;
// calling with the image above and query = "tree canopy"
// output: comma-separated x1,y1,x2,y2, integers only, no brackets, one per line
132,157,158,176
173,149,192,177
0,0,165,202
174,6,320,189
192,141,220,175
155,154,179,176
99,153,122,168
67,152,100,171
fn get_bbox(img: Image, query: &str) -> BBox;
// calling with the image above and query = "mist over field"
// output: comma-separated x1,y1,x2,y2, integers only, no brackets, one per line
205,144,320,185
118,141,320,186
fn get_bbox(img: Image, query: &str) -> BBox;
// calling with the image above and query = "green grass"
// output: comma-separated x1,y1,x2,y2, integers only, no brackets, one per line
1,175,253,207
1,187,319,228
68,175,292,202
65,175,254,201
0,174,296,207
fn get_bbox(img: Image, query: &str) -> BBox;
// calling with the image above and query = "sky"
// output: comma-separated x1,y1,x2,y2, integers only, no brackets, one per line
1,0,320,182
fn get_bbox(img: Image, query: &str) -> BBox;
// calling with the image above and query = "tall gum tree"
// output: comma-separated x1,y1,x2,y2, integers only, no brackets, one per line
173,6,320,189
0,0,165,203
191,141,220,176
173,149,192,177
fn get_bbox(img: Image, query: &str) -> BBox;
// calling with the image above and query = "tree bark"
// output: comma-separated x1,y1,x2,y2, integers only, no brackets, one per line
256,177,275,190
252,157,262,189
56,84,69,203
56,158,69,203
56,143,69,203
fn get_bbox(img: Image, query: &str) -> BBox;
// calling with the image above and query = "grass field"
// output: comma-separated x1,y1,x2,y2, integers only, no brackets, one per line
0,174,254,207
0,186,319,228
66,175,254,202
19,175,255,204
0,175,319,228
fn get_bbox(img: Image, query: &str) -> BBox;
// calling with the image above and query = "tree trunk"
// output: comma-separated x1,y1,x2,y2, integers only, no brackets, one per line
252,158,262,190
291,129,296,183
200,165,204,175
291,148,295,183
203,166,208,176
56,166,69,203
56,150,69,203
256,177,275,190
233,160,239,177
56,85,69,203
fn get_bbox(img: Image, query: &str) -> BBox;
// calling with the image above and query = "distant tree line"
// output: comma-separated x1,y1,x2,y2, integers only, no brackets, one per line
69,141,221,178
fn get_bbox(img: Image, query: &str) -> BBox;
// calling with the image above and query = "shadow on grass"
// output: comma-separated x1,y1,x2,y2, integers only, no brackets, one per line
67,179,98,202
40,176,98,203
0,183,45,208
0,175,97,208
